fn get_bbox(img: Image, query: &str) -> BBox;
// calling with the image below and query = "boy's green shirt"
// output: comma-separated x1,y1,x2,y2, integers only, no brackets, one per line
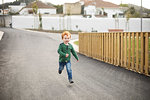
57,43,78,62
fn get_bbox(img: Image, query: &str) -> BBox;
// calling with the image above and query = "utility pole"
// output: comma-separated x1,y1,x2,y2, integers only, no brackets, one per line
140,0,143,32
2,0,5,27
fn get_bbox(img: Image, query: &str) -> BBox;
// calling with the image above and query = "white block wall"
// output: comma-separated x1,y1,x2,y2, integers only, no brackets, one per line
12,15,150,32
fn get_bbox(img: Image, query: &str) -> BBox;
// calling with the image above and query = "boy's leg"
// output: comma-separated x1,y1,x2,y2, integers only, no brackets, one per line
58,62,65,74
66,61,73,83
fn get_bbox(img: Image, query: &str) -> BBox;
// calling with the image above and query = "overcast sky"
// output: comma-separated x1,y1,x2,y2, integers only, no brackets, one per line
0,0,150,9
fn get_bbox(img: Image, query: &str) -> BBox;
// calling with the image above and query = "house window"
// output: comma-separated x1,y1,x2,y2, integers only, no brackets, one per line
113,15,115,18
44,12,49,14
119,13,124,18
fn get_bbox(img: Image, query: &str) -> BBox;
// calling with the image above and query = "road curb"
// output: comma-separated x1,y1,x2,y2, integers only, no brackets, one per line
0,31,4,41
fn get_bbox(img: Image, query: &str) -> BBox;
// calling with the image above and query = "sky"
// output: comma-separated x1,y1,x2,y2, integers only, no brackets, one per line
0,0,150,9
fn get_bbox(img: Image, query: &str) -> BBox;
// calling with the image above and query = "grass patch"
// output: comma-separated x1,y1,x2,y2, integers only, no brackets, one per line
26,29,80,34
74,41,79,46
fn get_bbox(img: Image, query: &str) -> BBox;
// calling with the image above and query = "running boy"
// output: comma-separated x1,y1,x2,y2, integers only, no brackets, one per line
57,31,79,83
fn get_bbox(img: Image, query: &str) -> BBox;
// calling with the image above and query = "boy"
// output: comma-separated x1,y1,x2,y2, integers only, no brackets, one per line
57,31,79,84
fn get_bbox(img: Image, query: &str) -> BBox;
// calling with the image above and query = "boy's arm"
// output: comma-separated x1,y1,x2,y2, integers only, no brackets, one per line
71,45,79,61
57,44,66,57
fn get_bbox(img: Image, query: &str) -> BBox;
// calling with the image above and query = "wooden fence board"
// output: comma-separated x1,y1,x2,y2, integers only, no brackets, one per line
121,32,124,66
111,33,114,64
104,33,106,62
124,32,127,68
118,33,120,66
128,33,131,69
136,32,139,72
114,32,117,65
109,33,111,63
132,32,135,70
106,33,108,62
102,33,104,61
100,33,102,60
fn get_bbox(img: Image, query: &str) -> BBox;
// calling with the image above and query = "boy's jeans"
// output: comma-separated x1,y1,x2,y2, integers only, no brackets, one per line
59,61,72,81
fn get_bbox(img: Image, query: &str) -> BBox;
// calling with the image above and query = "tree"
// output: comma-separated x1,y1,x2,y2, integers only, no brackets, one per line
0,0,36,9
113,13,119,29
38,12,42,29
120,4,128,7
32,0,38,29
125,11,130,31
124,7,141,31
32,0,38,15
124,7,140,18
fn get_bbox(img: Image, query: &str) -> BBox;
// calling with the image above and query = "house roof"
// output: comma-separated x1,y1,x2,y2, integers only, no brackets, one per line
64,2,81,5
81,0,120,8
25,1,56,9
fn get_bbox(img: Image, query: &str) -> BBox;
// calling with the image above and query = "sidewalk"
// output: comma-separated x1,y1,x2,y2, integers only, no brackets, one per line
0,31,4,40
70,39,79,52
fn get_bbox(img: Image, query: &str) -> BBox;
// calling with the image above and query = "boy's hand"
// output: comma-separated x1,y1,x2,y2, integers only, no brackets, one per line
66,54,69,57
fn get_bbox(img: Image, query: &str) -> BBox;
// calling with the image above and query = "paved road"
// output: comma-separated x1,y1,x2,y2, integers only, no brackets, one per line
0,28,150,100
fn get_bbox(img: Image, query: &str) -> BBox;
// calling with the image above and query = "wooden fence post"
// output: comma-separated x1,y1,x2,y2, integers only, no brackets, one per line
136,32,139,72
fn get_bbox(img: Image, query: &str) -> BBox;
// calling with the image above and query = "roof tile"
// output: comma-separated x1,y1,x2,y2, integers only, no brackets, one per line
81,0,120,8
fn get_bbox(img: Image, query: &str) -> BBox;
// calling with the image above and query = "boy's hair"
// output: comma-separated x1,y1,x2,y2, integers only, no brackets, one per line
61,31,71,39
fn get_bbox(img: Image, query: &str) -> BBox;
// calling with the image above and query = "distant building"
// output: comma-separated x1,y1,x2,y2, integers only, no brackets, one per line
80,0,125,18
63,2,81,15
9,3,26,14
19,1,56,15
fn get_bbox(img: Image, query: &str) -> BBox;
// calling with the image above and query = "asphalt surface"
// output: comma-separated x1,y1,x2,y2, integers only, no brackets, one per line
0,28,150,100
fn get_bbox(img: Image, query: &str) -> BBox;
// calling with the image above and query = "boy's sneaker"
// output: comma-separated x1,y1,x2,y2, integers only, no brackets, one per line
69,80,74,84
58,70,62,74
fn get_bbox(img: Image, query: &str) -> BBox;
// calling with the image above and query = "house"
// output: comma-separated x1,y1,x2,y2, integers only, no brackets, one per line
9,3,26,14
19,1,56,15
80,0,125,18
0,9,10,15
0,9,3,15
63,2,81,15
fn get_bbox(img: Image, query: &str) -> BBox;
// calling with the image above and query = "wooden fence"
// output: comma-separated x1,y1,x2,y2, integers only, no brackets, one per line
79,32,150,76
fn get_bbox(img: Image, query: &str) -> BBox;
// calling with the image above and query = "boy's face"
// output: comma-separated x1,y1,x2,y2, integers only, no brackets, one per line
63,35,70,44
